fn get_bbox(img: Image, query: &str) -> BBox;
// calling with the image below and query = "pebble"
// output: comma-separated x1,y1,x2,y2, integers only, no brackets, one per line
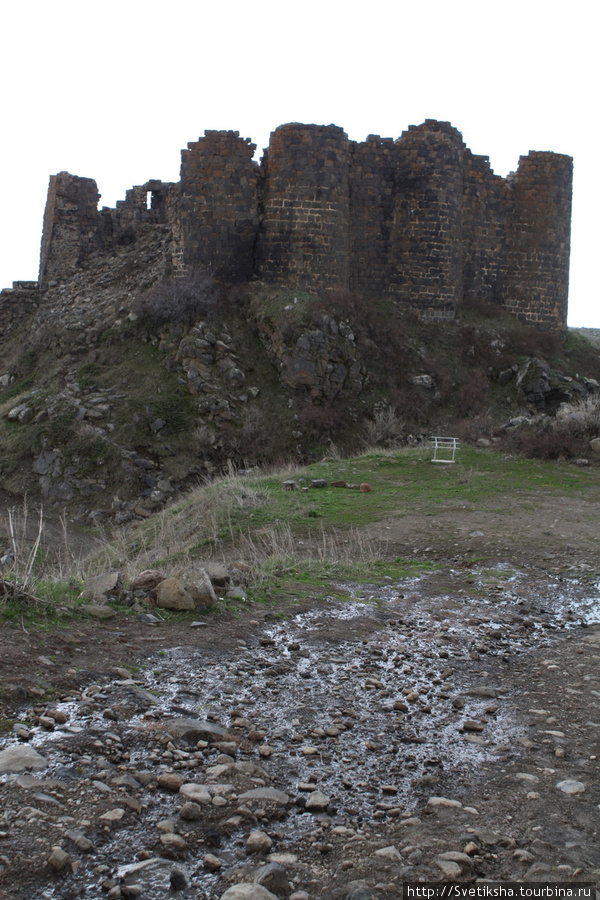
427,796,462,808
99,808,125,824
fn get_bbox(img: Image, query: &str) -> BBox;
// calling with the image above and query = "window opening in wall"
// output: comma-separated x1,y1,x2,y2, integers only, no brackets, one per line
146,191,152,210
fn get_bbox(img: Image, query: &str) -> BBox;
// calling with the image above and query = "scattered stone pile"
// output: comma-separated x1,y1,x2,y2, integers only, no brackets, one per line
80,563,249,617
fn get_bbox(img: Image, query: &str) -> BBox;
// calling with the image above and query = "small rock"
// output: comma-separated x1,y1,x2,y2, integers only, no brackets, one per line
169,868,188,891
238,788,289,805
304,790,330,812
179,801,203,821
219,885,280,899
255,861,291,897
436,858,462,879
203,853,223,871
158,773,184,792
514,849,535,863
556,779,585,794
160,833,187,850
462,720,484,732
65,828,94,852
99,808,125,824
374,846,402,861
427,796,462,808
84,604,117,620
179,783,211,805
246,829,273,854
48,847,71,871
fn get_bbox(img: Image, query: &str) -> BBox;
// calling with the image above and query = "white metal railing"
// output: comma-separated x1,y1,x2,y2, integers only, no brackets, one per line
431,436,459,463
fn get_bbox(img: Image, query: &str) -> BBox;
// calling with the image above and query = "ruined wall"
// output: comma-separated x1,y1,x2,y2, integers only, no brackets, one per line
39,173,102,288
35,121,573,333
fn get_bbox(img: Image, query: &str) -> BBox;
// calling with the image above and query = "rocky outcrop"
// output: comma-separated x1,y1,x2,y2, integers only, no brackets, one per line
256,312,365,400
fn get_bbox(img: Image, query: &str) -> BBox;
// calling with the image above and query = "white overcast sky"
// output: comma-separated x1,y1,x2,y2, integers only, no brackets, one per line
2,0,596,326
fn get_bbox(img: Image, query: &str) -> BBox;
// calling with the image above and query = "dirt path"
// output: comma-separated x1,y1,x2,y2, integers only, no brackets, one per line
0,498,599,899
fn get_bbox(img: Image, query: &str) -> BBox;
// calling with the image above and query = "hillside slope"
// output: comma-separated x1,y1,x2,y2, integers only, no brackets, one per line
1,256,600,520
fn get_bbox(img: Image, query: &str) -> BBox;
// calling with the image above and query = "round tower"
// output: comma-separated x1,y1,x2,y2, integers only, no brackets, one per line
257,124,350,291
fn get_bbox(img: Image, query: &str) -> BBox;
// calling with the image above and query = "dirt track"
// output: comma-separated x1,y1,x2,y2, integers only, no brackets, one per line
0,494,599,899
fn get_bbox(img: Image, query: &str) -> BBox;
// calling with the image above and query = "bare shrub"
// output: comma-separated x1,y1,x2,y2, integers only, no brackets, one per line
220,406,296,465
454,415,493,444
135,270,216,327
363,406,405,449
298,400,348,444
555,394,600,435
503,424,586,460
458,369,490,417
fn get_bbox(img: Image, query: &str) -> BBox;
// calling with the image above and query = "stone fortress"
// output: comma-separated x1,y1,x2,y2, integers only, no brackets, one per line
14,120,574,334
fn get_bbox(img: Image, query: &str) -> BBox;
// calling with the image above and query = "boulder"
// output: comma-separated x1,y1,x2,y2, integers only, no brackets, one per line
188,569,218,608
155,572,217,611
203,562,230,588
155,577,195,611
0,745,48,773
83,571,124,601
130,569,166,593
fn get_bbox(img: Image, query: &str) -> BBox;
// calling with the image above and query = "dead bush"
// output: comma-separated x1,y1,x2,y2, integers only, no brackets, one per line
502,424,589,460
363,406,405,448
298,400,348,444
458,369,490,417
135,270,215,327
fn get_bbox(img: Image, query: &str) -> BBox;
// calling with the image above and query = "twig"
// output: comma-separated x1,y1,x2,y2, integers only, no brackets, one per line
0,578,50,605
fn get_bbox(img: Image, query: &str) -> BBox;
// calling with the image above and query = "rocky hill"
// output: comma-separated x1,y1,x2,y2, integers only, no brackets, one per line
1,253,600,522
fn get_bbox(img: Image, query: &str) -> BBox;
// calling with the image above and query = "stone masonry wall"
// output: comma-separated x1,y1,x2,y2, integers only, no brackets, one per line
348,136,397,297
256,124,350,291
505,151,573,333
39,172,102,288
177,130,259,281
35,121,573,333
389,121,464,317
461,150,512,306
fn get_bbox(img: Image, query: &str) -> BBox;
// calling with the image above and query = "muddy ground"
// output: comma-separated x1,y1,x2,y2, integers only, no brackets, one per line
0,494,599,900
